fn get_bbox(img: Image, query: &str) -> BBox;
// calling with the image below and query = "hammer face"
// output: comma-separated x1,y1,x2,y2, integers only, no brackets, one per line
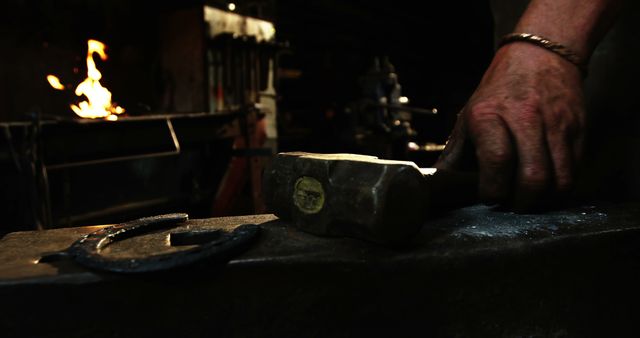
263,152,429,244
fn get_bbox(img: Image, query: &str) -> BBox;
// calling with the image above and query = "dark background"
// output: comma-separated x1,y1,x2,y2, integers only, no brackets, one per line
0,0,494,145
276,0,494,144
0,0,495,231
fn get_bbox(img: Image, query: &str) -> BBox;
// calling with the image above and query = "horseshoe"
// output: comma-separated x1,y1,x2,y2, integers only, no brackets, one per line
40,213,260,273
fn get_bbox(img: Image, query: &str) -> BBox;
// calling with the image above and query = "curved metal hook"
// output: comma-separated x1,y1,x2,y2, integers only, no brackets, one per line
67,213,260,273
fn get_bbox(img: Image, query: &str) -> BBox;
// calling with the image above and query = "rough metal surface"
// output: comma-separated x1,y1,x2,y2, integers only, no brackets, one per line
262,152,429,244
1,204,640,337
0,203,636,281
0,214,275,284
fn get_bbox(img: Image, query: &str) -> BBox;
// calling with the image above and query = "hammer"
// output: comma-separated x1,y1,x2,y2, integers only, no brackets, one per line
262,152,477,245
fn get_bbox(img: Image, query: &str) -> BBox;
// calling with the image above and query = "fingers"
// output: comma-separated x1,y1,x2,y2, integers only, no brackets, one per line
467,106,555,211
467,112,515,205
507,111,552,211
546,130,574,194
440,103,584,212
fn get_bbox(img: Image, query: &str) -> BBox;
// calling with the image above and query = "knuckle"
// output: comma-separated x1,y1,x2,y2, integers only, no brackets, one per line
545,104,586,136
465,102,504,121
514,105,541,125
465,105,508,139
479,145,512,168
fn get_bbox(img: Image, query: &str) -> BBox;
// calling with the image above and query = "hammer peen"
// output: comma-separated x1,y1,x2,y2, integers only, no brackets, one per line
262,152,477,245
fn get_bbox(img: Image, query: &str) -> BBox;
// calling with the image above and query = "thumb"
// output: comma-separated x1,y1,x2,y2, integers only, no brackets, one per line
435,110,476,170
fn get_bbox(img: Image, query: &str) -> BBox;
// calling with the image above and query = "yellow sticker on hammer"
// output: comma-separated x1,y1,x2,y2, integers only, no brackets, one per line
293,176,325,214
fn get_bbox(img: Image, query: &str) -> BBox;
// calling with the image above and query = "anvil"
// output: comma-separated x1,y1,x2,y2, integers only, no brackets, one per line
1,203,640,337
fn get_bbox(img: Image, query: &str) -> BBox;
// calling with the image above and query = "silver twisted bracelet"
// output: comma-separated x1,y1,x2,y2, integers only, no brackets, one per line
498,32,588,76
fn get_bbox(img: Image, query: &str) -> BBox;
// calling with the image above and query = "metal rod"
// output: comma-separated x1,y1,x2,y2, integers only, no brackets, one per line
64,197,173,225
370,103,438,115
166,118,181,154
46,118,181,170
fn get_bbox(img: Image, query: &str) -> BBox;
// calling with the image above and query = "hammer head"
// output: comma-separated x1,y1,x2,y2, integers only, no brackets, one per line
262,152,429,244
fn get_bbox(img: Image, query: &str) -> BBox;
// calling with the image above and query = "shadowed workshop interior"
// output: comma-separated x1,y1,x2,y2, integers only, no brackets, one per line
1,1,640,337
0,0,494,231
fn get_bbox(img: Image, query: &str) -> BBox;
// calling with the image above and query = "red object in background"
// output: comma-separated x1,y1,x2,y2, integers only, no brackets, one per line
212,110,268,216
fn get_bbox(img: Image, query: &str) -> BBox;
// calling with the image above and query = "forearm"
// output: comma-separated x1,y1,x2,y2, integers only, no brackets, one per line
515,0,622,59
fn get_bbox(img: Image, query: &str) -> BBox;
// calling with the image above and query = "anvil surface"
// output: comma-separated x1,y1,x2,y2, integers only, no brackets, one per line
1,203,640,337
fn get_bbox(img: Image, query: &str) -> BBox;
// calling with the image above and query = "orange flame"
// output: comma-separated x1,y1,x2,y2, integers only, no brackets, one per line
46,75,65,90
47,39,125,120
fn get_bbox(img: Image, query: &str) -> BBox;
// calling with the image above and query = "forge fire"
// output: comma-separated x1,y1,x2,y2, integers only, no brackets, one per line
47,39,125,121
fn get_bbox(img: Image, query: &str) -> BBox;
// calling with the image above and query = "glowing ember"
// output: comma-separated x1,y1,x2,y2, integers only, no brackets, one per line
46,75,65,90
47,39,125,120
